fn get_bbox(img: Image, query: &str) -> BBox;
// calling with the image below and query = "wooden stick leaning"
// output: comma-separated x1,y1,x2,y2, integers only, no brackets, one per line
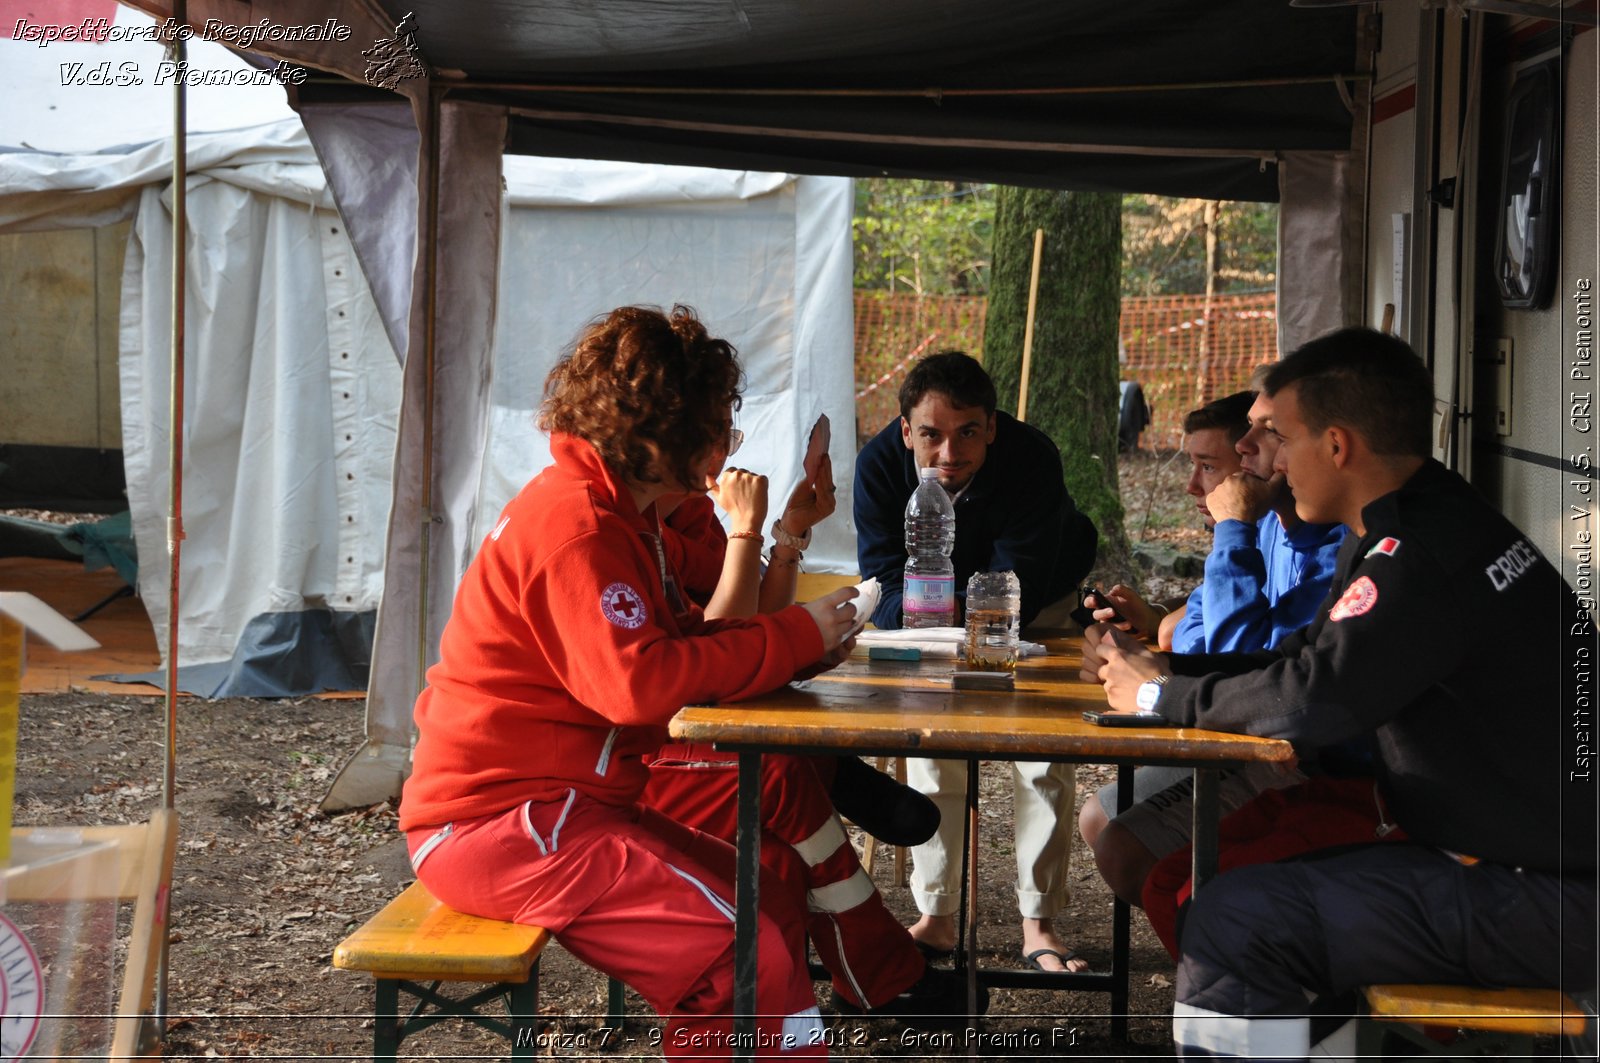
1017,226,1045,423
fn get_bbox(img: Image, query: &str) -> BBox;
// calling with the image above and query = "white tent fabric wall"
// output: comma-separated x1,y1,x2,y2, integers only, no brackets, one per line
117,168,401,695
0,115,402,697
479,159,857,574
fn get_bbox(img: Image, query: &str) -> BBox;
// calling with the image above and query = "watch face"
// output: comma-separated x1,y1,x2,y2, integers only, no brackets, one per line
0,912,43,1058
1136,681,1160,713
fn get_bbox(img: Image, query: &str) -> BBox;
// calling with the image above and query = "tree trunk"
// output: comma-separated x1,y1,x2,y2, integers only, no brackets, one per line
982,185,1133,581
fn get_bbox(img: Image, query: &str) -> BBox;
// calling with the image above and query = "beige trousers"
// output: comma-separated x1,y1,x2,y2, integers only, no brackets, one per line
905,757,1075,920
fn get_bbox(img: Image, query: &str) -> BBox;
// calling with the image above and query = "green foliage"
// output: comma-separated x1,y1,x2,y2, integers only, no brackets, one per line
983,186,1131,578
853,180,995,295
852,183,1276,301
1121,195,1278,297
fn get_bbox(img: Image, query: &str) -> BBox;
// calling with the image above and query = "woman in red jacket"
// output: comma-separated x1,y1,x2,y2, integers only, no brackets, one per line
399,305,858,1060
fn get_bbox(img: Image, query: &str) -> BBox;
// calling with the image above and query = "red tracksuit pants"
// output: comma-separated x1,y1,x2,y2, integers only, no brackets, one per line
407,793,827,1060
1142,774,1409,959
644,743,925,1009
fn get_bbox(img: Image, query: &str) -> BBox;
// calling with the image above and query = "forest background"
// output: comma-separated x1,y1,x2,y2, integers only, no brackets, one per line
850,180,1282,579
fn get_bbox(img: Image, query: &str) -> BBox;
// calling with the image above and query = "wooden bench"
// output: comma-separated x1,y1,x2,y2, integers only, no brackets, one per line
1359,983,1591,1057
334,881,623,1061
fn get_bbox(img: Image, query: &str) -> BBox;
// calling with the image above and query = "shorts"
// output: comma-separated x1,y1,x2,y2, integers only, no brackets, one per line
1095,761,1305,859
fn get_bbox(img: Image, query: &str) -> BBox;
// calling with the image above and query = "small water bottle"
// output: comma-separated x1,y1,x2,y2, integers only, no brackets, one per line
903,468,956,628
965,570,1021,671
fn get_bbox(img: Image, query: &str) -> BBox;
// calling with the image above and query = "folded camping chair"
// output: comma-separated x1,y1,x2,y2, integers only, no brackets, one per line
59,511,139,621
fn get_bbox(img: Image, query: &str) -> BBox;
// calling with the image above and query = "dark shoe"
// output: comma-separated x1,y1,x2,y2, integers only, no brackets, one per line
829,755,940,847
829,965,988,1025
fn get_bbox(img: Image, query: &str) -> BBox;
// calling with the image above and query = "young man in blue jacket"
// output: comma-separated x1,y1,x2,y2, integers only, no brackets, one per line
1082,385,1347,909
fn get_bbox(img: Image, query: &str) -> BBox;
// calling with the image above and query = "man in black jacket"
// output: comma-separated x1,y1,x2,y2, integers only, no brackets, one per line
1083,328,1596,1059
855,351,1098,971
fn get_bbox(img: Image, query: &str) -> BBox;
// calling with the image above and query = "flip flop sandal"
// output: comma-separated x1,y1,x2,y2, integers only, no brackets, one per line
1022,947,1086,972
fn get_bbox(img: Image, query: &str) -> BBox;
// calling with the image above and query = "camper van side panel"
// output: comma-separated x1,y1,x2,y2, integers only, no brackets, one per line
1475,29,1597,566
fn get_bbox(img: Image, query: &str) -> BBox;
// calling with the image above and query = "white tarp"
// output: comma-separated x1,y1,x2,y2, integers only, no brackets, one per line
1,7,294,156
115,157,401,694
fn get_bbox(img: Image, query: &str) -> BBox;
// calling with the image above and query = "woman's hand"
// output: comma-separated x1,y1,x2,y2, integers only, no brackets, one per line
778,454,836,537
710,467,768,535
801,584,859,651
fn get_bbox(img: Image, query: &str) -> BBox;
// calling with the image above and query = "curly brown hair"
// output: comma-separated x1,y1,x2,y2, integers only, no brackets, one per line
539,305,743,488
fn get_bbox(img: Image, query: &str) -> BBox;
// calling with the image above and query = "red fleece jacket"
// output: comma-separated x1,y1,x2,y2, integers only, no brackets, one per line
400,434,824,831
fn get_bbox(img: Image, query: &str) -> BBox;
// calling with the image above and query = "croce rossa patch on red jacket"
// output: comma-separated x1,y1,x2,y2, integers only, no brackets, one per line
1329,575,1378,622
600,582,648,629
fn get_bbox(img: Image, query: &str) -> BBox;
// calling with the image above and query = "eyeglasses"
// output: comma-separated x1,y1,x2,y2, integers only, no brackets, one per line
727,427,744,457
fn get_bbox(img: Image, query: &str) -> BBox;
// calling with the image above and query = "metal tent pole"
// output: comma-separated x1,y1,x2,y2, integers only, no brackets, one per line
158,0,188,1036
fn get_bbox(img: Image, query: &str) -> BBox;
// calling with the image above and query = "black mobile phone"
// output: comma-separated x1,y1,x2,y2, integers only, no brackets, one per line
1081,710,1176,728
1080,584,1124,624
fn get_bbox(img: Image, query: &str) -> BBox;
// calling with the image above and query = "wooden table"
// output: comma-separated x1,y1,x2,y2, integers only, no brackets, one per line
669,641,1294,1056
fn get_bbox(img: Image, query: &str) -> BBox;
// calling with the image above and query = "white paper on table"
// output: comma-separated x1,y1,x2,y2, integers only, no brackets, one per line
856,626,1047,657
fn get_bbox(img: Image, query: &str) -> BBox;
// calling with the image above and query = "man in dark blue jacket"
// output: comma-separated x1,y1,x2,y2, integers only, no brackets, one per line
1083,328,1596,1059
854,351,1097,630
854,350,1098,972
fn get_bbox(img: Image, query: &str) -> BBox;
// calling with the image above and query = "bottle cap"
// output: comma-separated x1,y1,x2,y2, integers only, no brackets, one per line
918,467,941,479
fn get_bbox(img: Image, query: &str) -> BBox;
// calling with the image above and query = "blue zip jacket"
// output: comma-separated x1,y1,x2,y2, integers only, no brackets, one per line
1172,513,1346,654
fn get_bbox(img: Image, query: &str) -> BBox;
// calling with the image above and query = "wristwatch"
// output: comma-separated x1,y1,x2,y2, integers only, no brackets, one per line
770,518,811,552
1134,674,1170,713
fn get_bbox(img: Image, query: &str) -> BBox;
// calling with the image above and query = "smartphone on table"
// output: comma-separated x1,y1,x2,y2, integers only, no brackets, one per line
1081,710,1175,728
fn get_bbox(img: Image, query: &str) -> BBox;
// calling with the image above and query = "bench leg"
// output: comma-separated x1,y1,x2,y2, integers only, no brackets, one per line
507,963,539,1061
606,977,626,1029
1355,1012,1395,1059
373,979,401,1063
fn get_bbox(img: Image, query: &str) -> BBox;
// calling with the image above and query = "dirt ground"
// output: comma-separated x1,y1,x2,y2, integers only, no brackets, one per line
12,449,1210,1060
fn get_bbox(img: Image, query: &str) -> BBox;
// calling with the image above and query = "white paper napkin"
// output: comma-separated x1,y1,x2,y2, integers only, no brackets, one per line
856,625,1047,657
851,576,881,628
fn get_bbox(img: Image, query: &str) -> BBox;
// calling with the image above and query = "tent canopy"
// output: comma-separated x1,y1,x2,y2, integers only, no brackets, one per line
165,0,1361,202
378,0,1359,200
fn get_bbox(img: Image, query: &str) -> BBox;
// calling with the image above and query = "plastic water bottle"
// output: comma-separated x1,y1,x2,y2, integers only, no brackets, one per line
903,468,956,628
